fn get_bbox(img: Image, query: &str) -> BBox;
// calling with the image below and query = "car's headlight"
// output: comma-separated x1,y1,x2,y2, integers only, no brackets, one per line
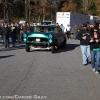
24,38,26,40
23,38,27,42
49,40,52,43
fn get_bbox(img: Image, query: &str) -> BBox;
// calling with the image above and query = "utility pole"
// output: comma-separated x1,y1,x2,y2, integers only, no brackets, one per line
43,6,45,22
51,2,52,20
28,0,31,22
6,0,8,19
4,3,6,19
4,0,7,19
3,0,12,19
83,0,89,10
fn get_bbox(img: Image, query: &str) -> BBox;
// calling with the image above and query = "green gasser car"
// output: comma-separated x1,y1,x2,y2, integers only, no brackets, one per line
23,25,66,53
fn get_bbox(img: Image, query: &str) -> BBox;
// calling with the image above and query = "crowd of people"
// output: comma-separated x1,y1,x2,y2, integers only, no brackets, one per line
0,21,100,74
0,22,77,49
0,22,34,48
57,23,78,39
58,22,100,74
77,23,100,74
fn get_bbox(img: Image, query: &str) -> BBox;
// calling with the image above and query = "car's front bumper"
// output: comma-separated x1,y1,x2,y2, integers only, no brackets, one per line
30,46,51,50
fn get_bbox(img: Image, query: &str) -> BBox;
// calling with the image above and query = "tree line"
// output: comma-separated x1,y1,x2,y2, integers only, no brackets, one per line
0,0,100,22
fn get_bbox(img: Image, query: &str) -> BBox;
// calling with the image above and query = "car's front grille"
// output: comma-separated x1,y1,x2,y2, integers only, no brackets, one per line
28,37,48,43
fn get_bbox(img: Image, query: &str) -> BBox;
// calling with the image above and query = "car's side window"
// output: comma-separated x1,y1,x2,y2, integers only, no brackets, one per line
35,26,58,33
36,27,40,32
54,27,57,33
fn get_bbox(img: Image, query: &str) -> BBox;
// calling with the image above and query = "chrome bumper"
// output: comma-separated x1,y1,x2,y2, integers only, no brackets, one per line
30,46,51,50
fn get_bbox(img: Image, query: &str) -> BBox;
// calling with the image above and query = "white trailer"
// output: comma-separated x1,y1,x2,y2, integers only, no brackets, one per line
56,12,90,29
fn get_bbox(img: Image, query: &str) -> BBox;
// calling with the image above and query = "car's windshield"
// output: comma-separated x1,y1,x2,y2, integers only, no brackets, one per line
34,26,57,33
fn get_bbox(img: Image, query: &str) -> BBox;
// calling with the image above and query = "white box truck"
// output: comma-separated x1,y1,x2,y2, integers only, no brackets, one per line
90,15,100,26
56,12,90,29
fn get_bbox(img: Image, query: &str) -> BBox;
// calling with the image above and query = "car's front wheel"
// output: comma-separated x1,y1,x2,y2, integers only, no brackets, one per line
26,44,30,52
51,46,55,53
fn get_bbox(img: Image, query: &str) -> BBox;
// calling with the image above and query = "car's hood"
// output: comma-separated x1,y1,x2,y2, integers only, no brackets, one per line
27,32,52,38
27,32,53,38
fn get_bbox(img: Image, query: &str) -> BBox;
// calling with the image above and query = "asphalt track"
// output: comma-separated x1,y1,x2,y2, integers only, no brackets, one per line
0,39,100,100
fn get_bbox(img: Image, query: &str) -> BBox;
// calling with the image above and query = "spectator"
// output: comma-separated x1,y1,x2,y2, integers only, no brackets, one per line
98,24,100,37
60,24,65,33
28,23,34,32
2,24,10,48
89,25,95,71
56,23,59,26
0,24,2,42
77,23,91,66
90,27,100,74
79,24,84,32
10,23,17,47
73,24,78,39
66,24,71,39
15,23,21,44
21,23,27,42
22,23,27,33
0,23,4,44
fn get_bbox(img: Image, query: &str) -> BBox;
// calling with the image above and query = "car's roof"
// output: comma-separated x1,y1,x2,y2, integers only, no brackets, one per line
36,25,56,27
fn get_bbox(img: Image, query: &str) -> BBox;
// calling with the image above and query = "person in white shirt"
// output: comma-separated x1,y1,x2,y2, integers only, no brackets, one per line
60,24,65,33
66,24,71,39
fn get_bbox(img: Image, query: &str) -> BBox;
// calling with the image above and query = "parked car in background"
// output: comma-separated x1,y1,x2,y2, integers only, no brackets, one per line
3,19,13,23
41,20,56,25
23,25,67,53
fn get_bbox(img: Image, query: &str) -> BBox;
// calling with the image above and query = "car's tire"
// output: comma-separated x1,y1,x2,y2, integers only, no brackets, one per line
51,46,55,53
26,44,30,52
62,38,66,48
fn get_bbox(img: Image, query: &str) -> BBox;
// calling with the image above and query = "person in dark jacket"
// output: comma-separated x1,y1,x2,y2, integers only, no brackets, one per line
89,25,95,71
77,23,91,66
73,24,78,39
98,24,100,39
0,24,2,43
10,23,17,47
15,23,21,44
90,27,100,74
28,23,34,32
0,23,4,44
21,23,27,42
2,24,10,48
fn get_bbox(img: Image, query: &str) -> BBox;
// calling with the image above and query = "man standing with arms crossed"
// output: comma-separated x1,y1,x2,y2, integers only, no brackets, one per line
77,23,91,66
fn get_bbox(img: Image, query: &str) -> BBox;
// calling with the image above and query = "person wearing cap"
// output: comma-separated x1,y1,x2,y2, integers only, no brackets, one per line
90,27,100,74
77,23,91,66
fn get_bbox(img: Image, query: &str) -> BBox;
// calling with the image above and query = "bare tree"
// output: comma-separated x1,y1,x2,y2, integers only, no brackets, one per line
83,0,89,10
